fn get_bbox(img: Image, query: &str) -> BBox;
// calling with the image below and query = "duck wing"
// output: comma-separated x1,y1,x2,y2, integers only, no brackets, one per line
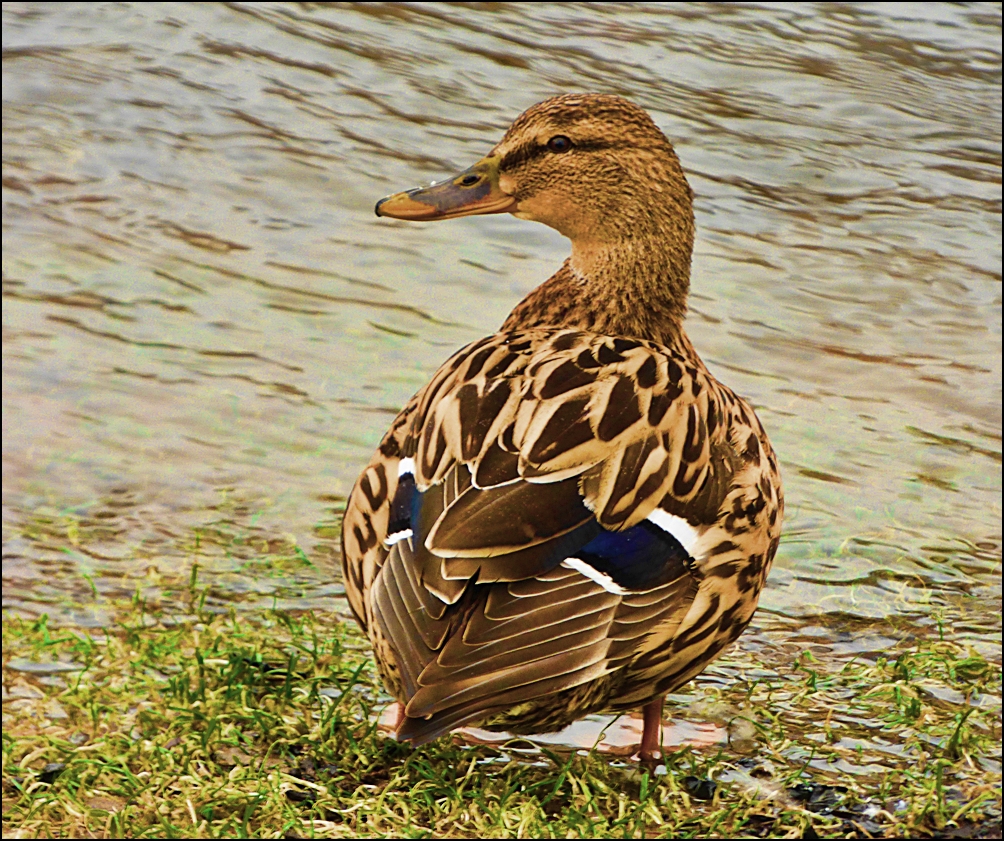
363,328,737,742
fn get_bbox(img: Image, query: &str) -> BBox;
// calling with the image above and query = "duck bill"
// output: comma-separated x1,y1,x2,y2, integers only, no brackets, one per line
375,155,516,220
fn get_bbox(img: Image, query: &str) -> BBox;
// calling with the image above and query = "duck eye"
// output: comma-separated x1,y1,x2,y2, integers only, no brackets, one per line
546,135,572,153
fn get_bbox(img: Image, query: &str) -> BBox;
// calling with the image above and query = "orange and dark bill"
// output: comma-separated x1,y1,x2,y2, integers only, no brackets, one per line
375,155,516,220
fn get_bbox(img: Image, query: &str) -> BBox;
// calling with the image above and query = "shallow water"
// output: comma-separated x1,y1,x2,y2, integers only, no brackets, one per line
3,0,1001,681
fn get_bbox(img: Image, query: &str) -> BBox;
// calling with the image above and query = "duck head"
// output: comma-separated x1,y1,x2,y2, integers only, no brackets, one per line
377,94,698,340
376,93,694,248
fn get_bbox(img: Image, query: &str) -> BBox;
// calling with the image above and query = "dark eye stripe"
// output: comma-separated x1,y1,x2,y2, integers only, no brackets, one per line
499,139,612,171
499,143,549,170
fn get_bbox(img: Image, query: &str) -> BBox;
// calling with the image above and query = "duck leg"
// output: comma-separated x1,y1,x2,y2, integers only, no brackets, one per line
383,701,405,735
639,695,665,763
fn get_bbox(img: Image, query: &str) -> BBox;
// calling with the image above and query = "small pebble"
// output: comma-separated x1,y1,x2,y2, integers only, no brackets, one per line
39,763,65,784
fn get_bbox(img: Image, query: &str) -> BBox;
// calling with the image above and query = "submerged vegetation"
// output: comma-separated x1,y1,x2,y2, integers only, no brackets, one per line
2,511,1002,838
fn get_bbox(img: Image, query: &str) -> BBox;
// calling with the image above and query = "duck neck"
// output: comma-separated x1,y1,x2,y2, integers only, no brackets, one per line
501,233,694,354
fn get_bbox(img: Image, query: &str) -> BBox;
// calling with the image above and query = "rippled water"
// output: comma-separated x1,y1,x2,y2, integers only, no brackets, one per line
3,3,1001,659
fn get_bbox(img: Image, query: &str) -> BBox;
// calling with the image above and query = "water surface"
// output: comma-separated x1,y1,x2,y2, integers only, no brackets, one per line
3,3,1001,663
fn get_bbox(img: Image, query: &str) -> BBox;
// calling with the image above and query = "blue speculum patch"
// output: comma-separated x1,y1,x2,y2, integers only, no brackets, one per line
575,520,690,591
394,470,689,592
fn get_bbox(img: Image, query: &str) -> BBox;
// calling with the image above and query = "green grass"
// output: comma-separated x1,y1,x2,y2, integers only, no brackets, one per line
2,507,1001,838
3,593,1001,838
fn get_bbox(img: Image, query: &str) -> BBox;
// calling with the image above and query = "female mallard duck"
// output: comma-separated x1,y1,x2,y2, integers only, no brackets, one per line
342,93,783,760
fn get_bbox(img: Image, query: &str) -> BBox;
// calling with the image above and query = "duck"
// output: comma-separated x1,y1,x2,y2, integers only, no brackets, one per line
341,93,783,761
